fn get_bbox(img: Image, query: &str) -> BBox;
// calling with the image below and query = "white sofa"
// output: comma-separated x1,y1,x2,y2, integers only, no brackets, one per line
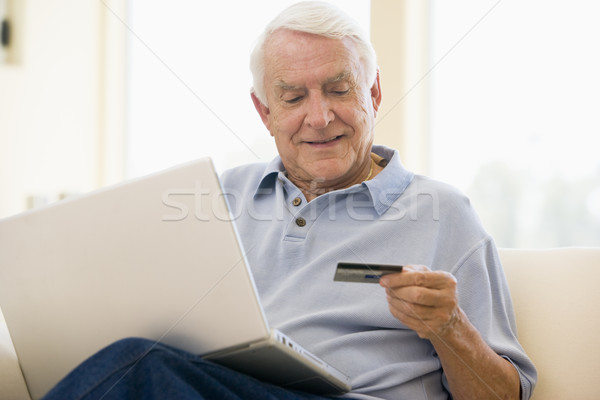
1,247,599,399
500,247,600,400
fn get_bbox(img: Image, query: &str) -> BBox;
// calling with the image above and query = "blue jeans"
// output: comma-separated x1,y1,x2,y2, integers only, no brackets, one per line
42,338,344,400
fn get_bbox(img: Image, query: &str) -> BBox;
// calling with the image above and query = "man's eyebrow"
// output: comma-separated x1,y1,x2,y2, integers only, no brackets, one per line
324,71,353,84
275,81,302,91
275,72,354,91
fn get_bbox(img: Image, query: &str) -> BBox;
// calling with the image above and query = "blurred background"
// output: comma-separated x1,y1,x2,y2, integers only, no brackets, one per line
1,0,598,248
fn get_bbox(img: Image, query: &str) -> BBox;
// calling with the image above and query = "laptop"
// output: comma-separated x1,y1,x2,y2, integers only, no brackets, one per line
0,158,351,400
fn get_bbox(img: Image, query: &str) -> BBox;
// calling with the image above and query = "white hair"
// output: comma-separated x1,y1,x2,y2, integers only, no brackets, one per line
249,1,377,106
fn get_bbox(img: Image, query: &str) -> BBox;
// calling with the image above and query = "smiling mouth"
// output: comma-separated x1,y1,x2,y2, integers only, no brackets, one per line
307,136,342,144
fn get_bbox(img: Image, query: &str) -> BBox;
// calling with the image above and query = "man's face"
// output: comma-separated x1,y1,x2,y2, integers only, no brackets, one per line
252,30,381,191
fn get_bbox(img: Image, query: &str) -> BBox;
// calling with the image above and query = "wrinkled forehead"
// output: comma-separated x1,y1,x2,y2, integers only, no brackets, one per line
263,29,365,86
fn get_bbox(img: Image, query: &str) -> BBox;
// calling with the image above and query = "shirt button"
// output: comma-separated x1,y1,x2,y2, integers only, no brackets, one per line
295,217,307,227
292,197,302,206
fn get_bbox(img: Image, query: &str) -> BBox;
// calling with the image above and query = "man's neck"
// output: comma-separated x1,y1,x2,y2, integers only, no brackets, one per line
291,154,384,202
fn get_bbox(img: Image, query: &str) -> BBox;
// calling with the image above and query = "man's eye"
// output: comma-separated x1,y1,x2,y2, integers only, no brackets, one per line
331,89,350,96
284,96,303,104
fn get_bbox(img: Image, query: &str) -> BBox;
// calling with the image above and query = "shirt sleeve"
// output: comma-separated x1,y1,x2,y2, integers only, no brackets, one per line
449,237,537,399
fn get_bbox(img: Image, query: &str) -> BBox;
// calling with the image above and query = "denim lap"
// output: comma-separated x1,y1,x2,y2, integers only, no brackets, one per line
42,338,342,400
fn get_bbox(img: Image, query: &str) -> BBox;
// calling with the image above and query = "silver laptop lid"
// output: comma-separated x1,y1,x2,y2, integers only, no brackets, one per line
0,158,270,399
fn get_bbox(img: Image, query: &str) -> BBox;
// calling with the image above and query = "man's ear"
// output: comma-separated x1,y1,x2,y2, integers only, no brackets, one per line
251,92,272,132
371,69,382,117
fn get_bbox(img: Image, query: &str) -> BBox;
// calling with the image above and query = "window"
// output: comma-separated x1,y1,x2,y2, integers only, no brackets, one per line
126,1,370,178
429,0,600,247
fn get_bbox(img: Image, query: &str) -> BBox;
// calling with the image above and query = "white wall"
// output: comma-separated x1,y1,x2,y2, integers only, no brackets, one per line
0,0,103,218
371,0,429,175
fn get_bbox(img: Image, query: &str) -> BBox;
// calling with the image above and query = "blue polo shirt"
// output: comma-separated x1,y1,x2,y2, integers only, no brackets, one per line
220,145,536,400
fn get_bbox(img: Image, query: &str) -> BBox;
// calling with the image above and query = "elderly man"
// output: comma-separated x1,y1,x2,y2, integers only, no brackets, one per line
43,2,536,399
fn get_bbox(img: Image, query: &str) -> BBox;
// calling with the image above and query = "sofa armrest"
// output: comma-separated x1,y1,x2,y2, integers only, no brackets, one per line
0,307,31,400
499,247,600,400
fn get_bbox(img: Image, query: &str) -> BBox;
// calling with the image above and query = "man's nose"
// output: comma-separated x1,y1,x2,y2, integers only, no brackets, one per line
305,93,334,129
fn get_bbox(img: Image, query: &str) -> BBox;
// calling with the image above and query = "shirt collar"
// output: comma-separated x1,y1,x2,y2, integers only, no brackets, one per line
364,145,414,215
254,157,285,194
253,145,414,215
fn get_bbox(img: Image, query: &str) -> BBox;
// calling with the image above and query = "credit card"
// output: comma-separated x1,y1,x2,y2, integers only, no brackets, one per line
333,262,404,284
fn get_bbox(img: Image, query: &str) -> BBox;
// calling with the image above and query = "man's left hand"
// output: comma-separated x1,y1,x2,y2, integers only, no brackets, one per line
379,265,462,340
